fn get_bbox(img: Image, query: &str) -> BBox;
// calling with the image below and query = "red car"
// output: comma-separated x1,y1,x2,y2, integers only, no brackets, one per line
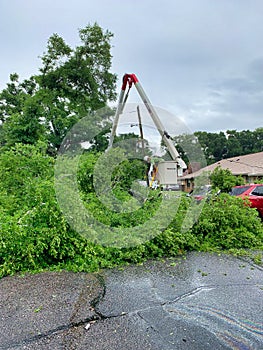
230,184,263,217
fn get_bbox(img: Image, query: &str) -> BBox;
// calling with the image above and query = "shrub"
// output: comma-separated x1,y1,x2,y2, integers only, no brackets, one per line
191,193,263,250
209,166,245,193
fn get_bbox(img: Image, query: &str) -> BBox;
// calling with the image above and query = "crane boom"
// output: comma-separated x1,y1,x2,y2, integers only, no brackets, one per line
108,73,187,187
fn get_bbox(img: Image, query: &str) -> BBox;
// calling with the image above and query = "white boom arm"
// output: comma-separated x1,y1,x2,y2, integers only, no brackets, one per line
108,73,187,170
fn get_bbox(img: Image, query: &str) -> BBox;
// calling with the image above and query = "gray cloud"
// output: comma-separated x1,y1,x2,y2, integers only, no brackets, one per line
184,57,263,131
0,0,263,132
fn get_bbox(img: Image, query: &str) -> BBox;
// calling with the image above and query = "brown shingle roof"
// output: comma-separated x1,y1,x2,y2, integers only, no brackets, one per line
182,151,263,179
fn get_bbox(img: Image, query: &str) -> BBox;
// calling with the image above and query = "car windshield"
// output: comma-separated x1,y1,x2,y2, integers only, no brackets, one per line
193,186,211,196
194,189,207,196
230,186,251,196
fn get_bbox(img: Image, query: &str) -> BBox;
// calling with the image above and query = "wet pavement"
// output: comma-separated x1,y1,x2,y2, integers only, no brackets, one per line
0,252,262,349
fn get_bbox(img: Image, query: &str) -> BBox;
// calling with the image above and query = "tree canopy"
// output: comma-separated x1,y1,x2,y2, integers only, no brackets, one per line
172,129,263,168
195,128,263,164
0,23,117,154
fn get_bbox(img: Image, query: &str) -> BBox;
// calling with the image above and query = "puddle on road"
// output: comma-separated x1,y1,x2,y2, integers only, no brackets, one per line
164,302,263,350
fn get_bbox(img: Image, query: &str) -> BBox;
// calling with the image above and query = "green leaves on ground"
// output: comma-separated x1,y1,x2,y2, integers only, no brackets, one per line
0,145,262,278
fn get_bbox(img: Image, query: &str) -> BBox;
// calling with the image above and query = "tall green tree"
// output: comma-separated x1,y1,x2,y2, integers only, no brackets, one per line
194,131,228,164
0,73,38,123
0,23,117,154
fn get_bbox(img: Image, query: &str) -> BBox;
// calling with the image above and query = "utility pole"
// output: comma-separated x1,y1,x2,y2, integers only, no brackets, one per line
137,105,145,155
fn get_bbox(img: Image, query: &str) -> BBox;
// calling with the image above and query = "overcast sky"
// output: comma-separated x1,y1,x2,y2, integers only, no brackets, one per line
0,0,263,133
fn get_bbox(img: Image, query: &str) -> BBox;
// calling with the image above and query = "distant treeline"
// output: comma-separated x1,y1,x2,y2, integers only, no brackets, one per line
195,129,263,164
174,129,263,166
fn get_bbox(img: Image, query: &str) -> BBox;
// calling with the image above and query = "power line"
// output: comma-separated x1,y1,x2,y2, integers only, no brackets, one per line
225,157,263,171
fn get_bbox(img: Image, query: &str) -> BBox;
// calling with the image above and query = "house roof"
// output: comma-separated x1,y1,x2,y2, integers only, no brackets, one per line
182,151,263,179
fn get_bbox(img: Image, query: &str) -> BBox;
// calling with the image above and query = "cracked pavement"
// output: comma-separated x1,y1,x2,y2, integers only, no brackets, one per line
0,252,262,349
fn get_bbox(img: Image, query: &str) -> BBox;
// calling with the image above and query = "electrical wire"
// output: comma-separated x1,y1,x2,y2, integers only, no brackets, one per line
225,157,263,171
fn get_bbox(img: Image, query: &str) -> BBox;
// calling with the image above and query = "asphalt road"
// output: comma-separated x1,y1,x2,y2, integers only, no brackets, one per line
0,252,262,349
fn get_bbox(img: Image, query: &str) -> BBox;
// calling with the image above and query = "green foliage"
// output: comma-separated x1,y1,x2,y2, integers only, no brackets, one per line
2,97,46,148
192,193,263,250
209,166,245,192
77,151,100,193
0,23,116,153
111,158,146,192
0,144,262,278
173,133,207,168
194,131,228,164
194,128,263,165
0,142,53,212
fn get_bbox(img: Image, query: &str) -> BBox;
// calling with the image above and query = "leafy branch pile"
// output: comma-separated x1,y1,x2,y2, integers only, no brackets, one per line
0,145,262,278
